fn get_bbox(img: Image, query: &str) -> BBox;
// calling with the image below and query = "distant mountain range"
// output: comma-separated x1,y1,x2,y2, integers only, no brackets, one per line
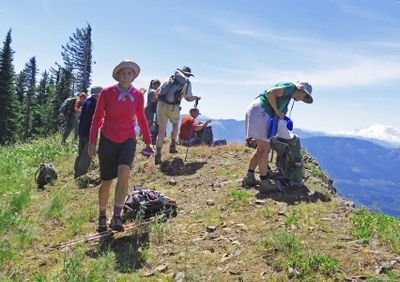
301,136,400,217
202,118,400,217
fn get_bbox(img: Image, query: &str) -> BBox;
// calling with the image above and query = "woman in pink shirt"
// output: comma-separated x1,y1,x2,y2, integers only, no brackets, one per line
88,60,153,232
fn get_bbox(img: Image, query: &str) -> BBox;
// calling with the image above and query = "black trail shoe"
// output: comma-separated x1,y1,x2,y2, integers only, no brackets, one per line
109,216,124,232
97,216,108,232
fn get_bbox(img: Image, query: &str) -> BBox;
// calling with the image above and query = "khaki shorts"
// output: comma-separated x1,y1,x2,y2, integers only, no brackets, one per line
246,98,292,142
157,101,181,127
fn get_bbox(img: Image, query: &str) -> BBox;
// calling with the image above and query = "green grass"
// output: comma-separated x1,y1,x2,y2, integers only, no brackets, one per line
284,209,302,227
228,189,251,209
42,185,69,219
0,135,74,271
150,216,171,244
1,135,399,281
350,207,400,252
262,231,341,279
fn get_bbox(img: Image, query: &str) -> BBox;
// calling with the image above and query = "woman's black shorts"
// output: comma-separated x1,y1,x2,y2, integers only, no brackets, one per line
98,134,137,180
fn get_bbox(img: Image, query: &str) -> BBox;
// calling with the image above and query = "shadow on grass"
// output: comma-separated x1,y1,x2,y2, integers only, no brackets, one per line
255,184,332,205
160,157,207,176
87,230,150,273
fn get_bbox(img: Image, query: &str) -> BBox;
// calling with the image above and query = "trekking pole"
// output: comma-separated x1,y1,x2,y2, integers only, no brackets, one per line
184,98,199,162
50,218,156,250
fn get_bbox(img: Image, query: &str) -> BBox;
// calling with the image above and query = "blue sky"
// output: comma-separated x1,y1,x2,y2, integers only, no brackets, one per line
1,0,400,132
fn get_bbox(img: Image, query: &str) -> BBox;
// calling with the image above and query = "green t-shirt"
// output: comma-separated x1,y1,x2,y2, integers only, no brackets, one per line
260,82,296,117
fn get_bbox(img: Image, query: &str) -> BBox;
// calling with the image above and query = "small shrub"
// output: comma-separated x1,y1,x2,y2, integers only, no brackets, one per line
263,232,340,278
350,207,400,251
284,209,302,227
229,189,251,208
307,254,340,275
150,216,170,244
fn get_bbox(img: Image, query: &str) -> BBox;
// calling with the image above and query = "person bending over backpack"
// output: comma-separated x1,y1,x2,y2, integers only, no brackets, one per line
155,66,200,165
243,81,313,192
88,60,153,232
178,108,211,146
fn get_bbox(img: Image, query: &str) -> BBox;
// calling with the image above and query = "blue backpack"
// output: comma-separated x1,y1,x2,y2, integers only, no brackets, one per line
197,126,214,146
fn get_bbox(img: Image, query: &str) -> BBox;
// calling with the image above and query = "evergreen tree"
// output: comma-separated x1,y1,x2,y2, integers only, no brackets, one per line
44,75,57,133
61,23,93,94
36,70,52,136
0,29,19,144
15,71,26,104
37,70,59,135
47,66,73,133
46,66,63,133
20,57,38,139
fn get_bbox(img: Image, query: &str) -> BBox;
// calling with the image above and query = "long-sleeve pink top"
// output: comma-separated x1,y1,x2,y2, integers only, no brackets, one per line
89,85,151,145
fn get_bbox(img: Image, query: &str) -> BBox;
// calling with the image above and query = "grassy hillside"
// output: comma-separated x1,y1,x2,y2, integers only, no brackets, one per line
0,135,399,281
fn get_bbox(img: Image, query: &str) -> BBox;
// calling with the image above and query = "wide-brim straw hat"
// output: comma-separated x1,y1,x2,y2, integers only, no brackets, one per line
112,60,140,81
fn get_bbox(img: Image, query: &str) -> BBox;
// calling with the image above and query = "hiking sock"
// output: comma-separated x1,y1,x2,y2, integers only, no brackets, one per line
247,169,255,175
113,203,124,217
99,206,107,217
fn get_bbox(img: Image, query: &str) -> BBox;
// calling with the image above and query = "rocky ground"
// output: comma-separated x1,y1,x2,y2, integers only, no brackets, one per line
10,141,400,281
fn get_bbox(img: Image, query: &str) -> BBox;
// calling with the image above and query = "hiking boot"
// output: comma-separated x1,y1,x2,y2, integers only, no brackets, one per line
155,153,162,165
259,179,278,193
169,140,178,154
109,216,124,232
97,216,108,232
169,142,178,153
242,174,260,188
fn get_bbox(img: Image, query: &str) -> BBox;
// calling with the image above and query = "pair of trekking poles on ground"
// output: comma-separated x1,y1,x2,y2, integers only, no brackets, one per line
140,99,199,162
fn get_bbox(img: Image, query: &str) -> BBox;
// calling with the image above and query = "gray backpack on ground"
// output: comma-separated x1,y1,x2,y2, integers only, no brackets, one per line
270,135,304,188
158,70,189,105
35,163,58,189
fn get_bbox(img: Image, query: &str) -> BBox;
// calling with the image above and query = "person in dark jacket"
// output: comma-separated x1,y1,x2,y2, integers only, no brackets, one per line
74,86,102,178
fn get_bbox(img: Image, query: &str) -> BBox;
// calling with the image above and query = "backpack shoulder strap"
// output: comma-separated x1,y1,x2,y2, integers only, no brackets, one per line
288,100,294,118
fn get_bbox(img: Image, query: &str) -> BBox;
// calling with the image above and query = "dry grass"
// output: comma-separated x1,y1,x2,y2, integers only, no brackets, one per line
0,137,399,281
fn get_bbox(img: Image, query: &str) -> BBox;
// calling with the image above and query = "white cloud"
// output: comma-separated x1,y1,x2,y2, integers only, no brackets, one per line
205,21,400,90
308,58,400,88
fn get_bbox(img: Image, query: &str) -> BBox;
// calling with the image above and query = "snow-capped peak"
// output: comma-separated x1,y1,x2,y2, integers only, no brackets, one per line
352,124,400,144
